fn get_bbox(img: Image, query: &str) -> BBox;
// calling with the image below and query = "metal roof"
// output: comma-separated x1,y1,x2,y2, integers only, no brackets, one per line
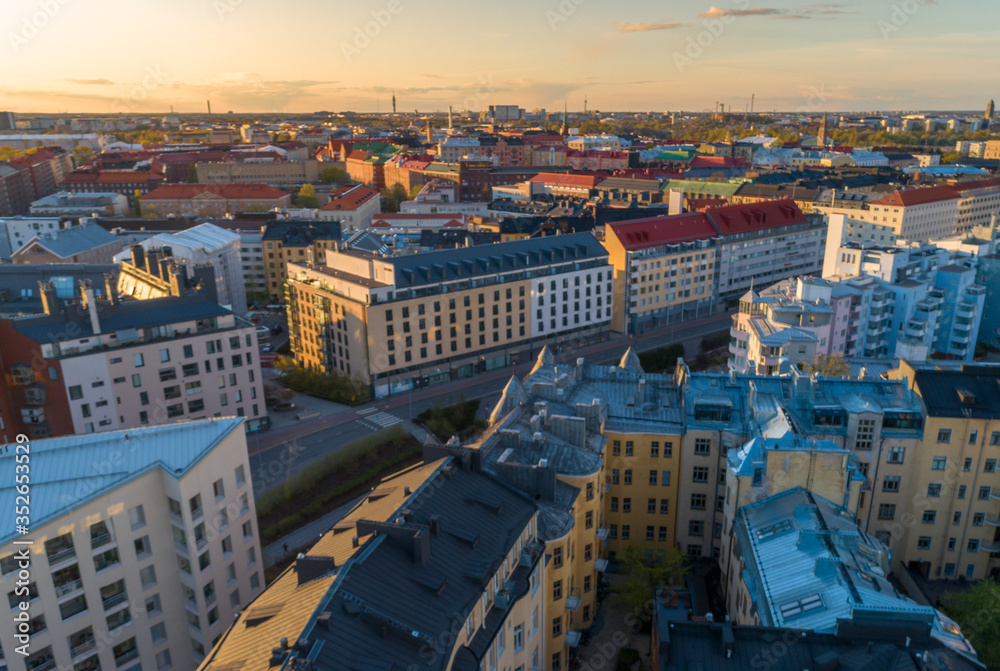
0,418,243,545
15,221,119,259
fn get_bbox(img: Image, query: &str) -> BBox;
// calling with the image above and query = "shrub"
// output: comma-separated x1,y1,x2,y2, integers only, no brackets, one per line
638,343,685,373
418,400,483,441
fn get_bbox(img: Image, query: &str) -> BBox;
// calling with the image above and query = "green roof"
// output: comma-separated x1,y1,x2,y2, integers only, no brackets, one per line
662,180,741,196
655,150,695,162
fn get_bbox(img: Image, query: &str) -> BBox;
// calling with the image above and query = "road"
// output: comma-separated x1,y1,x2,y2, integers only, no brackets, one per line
248,309,735,494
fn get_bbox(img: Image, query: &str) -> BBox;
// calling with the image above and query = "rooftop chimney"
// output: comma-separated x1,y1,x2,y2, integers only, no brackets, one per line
78,280,100,334
104,273,118,306
146,249,161,277
129,243,146,270
39,281,58,315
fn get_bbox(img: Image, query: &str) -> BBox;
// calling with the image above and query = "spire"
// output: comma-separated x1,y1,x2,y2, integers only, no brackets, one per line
618,347,643,372
392,91,396,115
489,375,528,425
560,102,569,136
531,346,556,376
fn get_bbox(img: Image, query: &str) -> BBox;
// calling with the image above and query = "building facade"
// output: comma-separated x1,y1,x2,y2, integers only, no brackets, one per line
140,185,291,218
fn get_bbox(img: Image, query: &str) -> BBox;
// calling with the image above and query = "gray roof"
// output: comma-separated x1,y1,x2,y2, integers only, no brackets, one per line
388,232,607,289
912,365,1000,419
302,460,538,671
0,419,243,545
13,295,232,343
17,221,119,258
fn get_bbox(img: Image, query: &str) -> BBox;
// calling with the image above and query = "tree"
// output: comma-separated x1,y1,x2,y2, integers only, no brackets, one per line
379,183,408,213
613,544,687,626
939,580,1000,670
187,165,199,183
809,354,851,379
319,166,347,183
294,184,319,209
72,145,94,167
0,146,25,161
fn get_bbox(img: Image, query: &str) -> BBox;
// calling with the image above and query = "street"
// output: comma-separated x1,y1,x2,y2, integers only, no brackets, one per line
248,308,735,494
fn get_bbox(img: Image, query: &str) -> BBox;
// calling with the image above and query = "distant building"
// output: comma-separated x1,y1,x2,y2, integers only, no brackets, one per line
0,133,106,152
0,216,66,258
29,190,130,217
315,184,380,230
0,419,264,671
0,262,117,318
140,184,291,218
399,179,489,217
11,220,124,265
195,158,319,186
0,162,34,217
61,170,166,206
0,111,15,130
260,221,341,301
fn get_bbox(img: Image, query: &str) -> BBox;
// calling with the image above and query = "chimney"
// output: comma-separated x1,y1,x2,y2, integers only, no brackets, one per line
159,257,172,280
39,281,59,315
104,273,118,306
79,280,100,334
129,243,146,270
146,249,161,277
429,515,441,536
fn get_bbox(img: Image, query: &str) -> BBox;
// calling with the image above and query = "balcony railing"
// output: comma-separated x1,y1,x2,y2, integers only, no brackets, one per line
46,547,76,566
195,537,208,552
31,659,56,671
54,579,83,598
90,533,114,550
102,592,128,611
190,507,204,521
114,650,139,668
70,639,97,659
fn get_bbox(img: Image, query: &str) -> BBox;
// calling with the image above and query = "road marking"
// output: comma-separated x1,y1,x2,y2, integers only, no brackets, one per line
357,407,378,416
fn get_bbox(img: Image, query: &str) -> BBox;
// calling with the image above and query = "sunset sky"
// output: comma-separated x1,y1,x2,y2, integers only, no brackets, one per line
2,0,996,114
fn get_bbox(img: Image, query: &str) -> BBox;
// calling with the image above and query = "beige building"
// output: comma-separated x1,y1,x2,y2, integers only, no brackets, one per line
199,456,547,671
0,419,263,671
140,185,291,218
285,233,612,396
195,160,319,187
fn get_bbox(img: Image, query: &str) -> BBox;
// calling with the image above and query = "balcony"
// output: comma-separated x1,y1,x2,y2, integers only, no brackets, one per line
102,592,128,611
565,596,581,612
46,546,77,567
594,558,609,572
956,302,976,318
54,579,84,599
21,406,46,424
565,631,582,648
190,506,204,522
985,516,1000,527
114,650,139,669
595,528,609,541
195,536,208,552
980,540,1000,554
24,383,47,406
70,639,97,660
31,660,56,671
169,510,184,526
90,532,115,551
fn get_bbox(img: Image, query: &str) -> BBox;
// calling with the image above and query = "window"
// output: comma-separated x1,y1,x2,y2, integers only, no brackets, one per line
967,539,980,552
198,552,211,571
128,505,146,529
878,504,895,520
887,446,905,463
610,497,618,512
922,510,937,524
978,486,992,500
650,441,659,457
552,617,562,637
647,498,656,514
689,521,704,536
624,469,632,485
662,471,670,486
991,432,1000,446
134,536,151,558
159,348,170,363
694,439,711,455
985,459,997,473
927,484,942,498
213,479,225,500
140,565,157,589
958,485,967,499
931,456,947,470
883,475,900,492
612,440,620,456
622,498,631,513
69,385,83,400
937,429,952,444
973,513,985,527
553,546,563,568
552,580,562,600
691,493,706,510
964,458,973,472
969,430,978,445
692,467,709,483
145,594,162,617
621,524,630,540
917,537,932,550
625,441,634,456
585,511,593,529
947,538,957,551
660,499,669,514
953,511,962,525
235,465,246,487
649,470,658,485
134,353,144,367
646,526,655,541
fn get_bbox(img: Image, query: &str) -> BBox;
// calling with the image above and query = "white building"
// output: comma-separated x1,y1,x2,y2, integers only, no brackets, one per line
29,192,130,218
398,179,488,217
114,224,247,315
0,419,263,671
0,217,66,259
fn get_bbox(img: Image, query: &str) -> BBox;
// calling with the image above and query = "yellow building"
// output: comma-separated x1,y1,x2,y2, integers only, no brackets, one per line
603,213,719,334
888,361,1000,581
261,221,341,301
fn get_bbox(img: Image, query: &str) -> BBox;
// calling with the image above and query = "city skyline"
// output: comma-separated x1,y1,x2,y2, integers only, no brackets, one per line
2,0,997,114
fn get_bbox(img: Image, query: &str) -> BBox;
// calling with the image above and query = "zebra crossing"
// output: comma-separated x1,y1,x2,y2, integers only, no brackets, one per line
358,411,404,431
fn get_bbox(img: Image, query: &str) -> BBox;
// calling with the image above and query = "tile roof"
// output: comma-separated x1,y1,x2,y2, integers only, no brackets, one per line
528,172,602,188
705,199,807,235
320,185,379,211
0,419,244,545
872,185,959,207
143,183,290,200
949,178,1000,193
608,212,719,250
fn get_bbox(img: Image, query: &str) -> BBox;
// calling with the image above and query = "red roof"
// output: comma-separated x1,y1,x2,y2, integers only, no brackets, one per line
688,197,728,210
529,172,602,189
609,213,718,250
321,185,378,210
950,178,1000,193
61,171,164,184
688,156,747,169
705,199,807,234
143,183,289,200
872,185,959,207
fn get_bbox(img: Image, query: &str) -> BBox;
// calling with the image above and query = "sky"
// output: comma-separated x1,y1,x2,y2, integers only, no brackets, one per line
1,0,997,115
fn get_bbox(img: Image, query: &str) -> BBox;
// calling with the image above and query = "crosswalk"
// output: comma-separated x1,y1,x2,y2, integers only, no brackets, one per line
358,411,404,431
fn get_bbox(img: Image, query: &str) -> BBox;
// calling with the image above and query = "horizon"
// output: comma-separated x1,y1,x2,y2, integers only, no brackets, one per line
3,0,998,115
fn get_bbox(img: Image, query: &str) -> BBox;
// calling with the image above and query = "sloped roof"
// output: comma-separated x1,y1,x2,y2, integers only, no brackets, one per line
529,172,601,188
872,185,959,207
14,221,119,259
705,199,807,235
320,185,378,211
609,212,719,250
0,419,243,545
143,183,289,201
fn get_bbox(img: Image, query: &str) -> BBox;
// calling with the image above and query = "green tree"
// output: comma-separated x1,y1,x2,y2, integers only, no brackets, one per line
379,183,408,213
613,544,688,625
187,165,199,183
809,354,851,379
0,146,25,161
319,166,347,183
72,145,94,167
294,183,319,208
940,580,1000,670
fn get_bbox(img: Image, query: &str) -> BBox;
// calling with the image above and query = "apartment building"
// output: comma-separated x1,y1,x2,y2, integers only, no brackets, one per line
7,147,74,202
29,192,130,217
0,263,117,319
60,171,165,207
0,217,66,259
199,456,546,671
604,212,720,334
887,362,1000,581
140,185,291,218
0,163,34,217
0,281,265,441
284,233,612,395
315,184,380,230
723,488,978,660
194,159,319,186
115,224,248,315
817,186,967,242
11,221,124,265
0,419,263,671
951,178,1000,234
260,221,341,301
706,199,826,304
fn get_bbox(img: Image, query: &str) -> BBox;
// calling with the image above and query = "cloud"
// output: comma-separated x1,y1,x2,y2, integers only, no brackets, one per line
615,21,689,33
698,4,855,19
65,78,116,85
